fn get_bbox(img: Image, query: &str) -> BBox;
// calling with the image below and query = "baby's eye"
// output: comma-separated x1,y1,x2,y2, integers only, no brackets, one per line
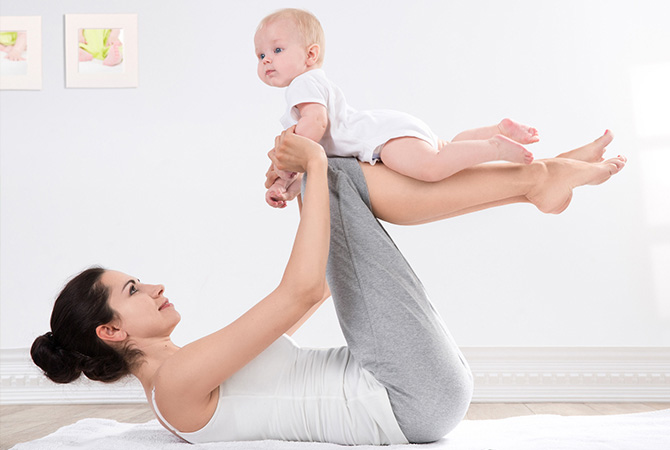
274,48,282,54
259,53,265,60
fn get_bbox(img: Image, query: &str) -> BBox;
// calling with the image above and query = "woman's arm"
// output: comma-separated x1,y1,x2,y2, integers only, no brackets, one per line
285,194,332,336
155,128,330,431
285,283,331,336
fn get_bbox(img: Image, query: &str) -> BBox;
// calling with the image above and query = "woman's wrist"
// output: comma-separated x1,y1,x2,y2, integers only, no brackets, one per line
305,153,327,175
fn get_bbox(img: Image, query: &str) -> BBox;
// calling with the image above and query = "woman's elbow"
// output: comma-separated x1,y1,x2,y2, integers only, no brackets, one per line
286,279,325,307
301,282,326,307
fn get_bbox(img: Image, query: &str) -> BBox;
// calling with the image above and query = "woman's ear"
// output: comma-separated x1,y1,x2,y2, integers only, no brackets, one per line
306,44,320,67
96,323,127,343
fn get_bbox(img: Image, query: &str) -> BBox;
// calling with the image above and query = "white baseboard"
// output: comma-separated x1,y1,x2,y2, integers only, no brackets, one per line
2,347,669,405
463,347,670,402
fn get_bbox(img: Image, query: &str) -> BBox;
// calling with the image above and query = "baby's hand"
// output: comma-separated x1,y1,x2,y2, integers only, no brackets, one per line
264,162,301,208
266,179,288,208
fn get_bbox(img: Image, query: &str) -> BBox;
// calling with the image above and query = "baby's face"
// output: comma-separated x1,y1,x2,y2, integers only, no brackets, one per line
255,19,309,87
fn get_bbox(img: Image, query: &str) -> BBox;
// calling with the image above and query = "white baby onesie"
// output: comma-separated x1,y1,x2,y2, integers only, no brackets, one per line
280,69,438,164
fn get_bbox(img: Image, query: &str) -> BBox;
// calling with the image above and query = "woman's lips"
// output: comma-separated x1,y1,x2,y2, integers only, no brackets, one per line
159,300,172,311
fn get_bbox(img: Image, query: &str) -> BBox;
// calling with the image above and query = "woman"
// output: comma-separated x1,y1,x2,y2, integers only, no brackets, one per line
31,129,625,445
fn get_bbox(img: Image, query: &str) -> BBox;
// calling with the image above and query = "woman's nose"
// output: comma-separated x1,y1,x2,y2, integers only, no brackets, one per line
151,284,165,297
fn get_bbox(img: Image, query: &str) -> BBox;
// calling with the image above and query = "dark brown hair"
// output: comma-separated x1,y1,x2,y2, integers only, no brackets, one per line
31,267,143,383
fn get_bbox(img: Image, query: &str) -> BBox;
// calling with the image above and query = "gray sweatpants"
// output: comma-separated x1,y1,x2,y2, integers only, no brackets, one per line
323,157,473,443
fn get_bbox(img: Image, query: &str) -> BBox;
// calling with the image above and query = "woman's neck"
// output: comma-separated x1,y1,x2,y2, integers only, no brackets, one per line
132,337,180,391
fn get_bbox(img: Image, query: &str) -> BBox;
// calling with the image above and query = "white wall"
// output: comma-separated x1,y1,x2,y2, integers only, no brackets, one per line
1,0,668,352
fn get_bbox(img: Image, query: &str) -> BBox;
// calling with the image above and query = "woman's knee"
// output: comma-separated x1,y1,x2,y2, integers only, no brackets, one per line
394,366,473,443
400,385,472,443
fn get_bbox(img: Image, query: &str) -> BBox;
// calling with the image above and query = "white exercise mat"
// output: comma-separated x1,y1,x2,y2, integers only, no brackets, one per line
11,409,670,450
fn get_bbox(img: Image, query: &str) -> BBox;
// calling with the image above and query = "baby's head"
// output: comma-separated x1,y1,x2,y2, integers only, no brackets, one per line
255,8,325,87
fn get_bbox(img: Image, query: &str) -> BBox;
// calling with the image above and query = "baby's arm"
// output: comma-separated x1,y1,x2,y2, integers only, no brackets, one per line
265,103,325,208
294,103,328,143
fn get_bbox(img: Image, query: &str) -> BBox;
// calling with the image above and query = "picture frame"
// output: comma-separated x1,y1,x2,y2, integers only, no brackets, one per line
65,13,138,88
0,16,42,90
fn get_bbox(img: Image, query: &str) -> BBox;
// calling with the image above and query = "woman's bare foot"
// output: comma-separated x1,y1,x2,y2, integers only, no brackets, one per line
527,155,626,214
557,130,613,162
497,118,540,144
491,134,534,164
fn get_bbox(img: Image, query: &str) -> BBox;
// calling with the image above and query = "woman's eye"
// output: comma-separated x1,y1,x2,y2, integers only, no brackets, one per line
129,285,138,295
274,48,282,54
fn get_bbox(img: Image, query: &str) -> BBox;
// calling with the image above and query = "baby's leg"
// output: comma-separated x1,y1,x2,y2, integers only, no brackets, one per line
380,135,532,182
78,48,94,62
453,118,539,144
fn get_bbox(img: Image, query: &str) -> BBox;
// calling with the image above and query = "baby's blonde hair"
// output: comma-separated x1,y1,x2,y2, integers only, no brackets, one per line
257,8,326,66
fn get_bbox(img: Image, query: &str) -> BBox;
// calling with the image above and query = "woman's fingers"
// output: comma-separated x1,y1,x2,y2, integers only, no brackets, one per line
265,162,280,189
267,149,280,169
271,126,325,173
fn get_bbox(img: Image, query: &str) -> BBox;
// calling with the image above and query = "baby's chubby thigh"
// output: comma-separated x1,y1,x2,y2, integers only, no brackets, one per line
378,136,441,181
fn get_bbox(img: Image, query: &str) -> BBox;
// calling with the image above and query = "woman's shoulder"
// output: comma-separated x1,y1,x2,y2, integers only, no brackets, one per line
152,358,220,433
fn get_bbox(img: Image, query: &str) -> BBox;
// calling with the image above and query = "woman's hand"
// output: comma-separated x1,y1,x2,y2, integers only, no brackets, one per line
268,126,326,174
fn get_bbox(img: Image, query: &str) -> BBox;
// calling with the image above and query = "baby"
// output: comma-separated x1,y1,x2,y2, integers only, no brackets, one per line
256,8,539,208
78,29,123,67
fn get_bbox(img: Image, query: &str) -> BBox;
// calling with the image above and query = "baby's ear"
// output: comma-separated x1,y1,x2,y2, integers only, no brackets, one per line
306,44,320,67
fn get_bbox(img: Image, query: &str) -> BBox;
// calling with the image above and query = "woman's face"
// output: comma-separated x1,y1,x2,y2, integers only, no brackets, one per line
100,270,180,340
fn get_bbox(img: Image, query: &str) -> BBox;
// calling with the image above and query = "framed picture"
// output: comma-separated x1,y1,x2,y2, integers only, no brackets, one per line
0,16,42,90
65,14,138,88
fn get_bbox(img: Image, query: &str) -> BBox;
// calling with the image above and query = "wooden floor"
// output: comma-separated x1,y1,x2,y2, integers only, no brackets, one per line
1,402,668,449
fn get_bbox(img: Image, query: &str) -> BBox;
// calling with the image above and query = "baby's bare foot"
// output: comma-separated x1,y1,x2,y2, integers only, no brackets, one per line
497,118,540,144
557,130,613,162
492,134,534,164
527,155,626,214
78,48,94,62
103,43,123,66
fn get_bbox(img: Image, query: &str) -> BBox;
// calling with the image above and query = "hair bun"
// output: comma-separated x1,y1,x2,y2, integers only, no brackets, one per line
45,331,60,350
31,331,82,384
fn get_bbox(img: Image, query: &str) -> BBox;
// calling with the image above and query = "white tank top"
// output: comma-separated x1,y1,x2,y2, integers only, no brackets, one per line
151,335,408,445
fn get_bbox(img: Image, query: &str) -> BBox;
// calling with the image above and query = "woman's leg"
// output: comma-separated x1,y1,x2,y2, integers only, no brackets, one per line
364,135,625,225
323,157,473,443
321,135,625,442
